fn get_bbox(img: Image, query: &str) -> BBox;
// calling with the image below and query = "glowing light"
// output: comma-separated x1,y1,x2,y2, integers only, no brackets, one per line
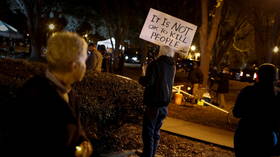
132,57,138,61
76,146,82,152
195,53,200,61
240,71,244,77
48,24,55,30
190,45,196,51
253,72,257,80
125,56,129,60
84,34,88,38
273,46,279,54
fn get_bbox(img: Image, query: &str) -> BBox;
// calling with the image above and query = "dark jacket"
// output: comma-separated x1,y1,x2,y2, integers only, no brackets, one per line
10,76,86,157
86,51,94,70
217,73,229,93
233,82,279,130
139,55,175,107
188,67,203,84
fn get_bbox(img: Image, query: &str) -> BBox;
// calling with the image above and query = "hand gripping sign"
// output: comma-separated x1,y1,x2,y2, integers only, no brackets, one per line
140,8,197,53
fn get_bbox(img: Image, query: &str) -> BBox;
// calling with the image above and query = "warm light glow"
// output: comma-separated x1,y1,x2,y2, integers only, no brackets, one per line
48,24,55,30
76,146,82,152
273,46,279,54
195,53,200,60
190,45,196,51
84,34,88,38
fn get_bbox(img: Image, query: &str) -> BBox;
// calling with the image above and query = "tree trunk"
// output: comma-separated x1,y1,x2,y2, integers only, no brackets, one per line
199,0,209,87
200,0,224,87
24,0,43,60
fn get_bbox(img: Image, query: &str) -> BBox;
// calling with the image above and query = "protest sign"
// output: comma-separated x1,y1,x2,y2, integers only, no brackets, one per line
140,8,197,53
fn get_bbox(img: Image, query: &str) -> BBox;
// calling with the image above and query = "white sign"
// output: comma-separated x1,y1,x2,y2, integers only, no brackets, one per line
140,8,197,53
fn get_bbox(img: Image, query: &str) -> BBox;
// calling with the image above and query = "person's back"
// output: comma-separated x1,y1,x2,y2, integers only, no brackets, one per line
138,46,175,157
140,55,175,106
233,63,279,157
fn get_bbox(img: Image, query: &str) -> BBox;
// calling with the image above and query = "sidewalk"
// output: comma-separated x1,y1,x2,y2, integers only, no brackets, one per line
161,117,234,148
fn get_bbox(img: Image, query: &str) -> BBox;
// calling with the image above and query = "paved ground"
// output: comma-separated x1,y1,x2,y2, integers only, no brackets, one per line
161,117,234,148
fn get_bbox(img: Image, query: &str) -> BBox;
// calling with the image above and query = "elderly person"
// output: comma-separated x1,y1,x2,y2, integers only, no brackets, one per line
138,45,176,157
11,32,92,157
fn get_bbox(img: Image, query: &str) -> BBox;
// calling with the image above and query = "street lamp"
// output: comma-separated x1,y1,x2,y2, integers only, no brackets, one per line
48,23,55,30
190,45,196,51
273,46,279,54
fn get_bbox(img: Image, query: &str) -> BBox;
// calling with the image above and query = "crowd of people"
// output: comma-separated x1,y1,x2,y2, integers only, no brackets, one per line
3,31,280,157
85,42,112,73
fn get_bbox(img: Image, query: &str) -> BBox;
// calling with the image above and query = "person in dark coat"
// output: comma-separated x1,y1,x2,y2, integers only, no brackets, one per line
138,45,176,157
216,67,230,108
188,62,203,102
9,32,92,157
233,63,279,157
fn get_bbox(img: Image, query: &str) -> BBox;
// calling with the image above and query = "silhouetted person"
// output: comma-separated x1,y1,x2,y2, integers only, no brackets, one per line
138,46,176,157
86,43,103,72
233,63,279,157
98,44,111,72
188,62,203,103
216,67,230,108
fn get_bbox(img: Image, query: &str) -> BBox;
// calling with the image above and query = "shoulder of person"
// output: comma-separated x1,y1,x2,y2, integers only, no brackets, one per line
22,75,49,89
148,59,158,67
239,85,255,95
18,75,51,98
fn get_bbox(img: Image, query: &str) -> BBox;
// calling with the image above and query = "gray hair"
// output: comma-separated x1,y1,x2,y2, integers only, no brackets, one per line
46,32,88,72
158,45,175,57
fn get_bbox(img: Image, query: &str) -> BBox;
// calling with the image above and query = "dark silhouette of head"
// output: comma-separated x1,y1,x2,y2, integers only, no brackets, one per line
257,63,278,83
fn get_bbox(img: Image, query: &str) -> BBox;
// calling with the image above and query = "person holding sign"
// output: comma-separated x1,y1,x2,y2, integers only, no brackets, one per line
138,45,176,157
